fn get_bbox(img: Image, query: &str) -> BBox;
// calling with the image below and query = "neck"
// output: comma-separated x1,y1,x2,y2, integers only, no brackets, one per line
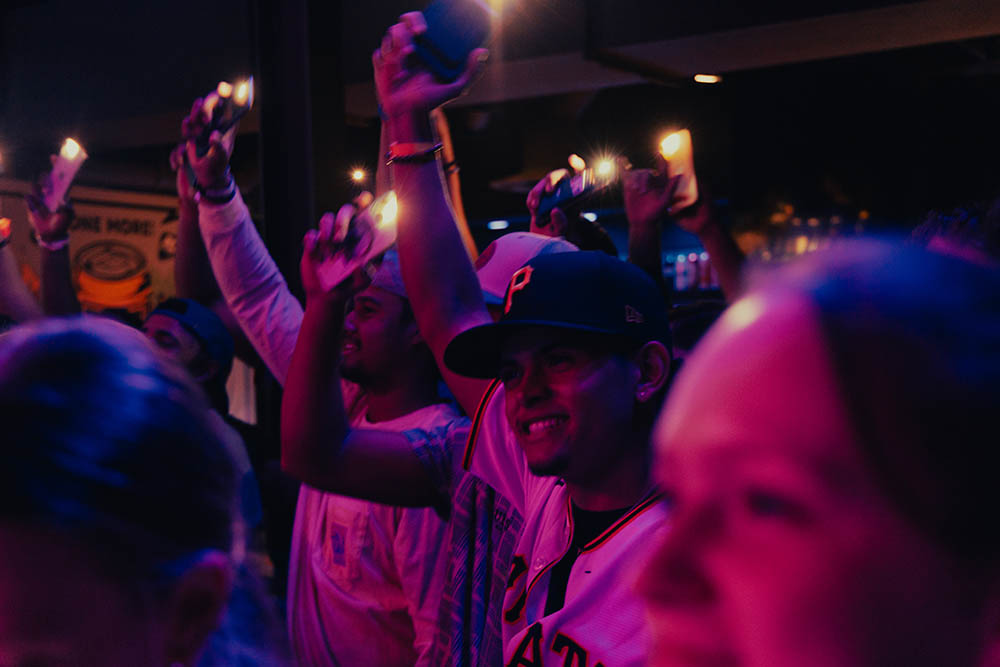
566,434,653,511
364,371,439,423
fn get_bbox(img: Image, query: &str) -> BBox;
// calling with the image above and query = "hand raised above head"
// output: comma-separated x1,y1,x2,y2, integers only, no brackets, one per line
181,98,237,191
373,12,488,120
301,192,375,302
26,180,74,244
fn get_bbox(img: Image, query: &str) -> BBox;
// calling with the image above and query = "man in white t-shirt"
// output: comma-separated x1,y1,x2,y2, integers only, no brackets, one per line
178,99,465,664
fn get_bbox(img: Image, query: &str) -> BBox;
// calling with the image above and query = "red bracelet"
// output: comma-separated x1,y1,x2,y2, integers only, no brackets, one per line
385,142,443,165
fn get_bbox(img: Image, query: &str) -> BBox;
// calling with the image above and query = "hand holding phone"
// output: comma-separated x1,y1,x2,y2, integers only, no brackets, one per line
315,191,399,292
659,130,699,214
412,0,493,82
43,138,87,213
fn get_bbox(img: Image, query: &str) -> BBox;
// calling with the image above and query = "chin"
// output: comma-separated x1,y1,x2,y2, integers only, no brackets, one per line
525,453,571,478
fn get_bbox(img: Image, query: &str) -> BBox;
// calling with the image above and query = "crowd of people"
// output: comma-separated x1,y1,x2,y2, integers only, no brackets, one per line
2,10,1000,667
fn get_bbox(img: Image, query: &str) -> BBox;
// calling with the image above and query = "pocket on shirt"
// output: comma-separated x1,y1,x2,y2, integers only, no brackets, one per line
315,497,371,589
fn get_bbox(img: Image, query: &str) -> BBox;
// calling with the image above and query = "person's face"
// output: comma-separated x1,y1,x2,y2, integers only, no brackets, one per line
340,286,417,388
142,313,203,373
640,292,988,667
499,327,640,484
0,524,158,667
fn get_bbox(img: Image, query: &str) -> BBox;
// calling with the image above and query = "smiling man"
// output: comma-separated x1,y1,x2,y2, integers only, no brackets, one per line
281,11,675,662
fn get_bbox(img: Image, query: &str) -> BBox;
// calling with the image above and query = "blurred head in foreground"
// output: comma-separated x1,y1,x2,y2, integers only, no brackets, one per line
641,240,1000,667
0,318,250,666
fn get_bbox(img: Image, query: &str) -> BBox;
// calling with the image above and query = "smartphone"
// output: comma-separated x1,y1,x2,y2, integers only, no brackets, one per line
412,0,493,82
659,129,699,213
43,138,88,212
194,77,254,158
316,191,399,291
536,167,618,218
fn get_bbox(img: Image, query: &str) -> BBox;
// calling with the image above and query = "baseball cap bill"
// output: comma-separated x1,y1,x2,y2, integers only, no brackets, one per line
445,251,671,378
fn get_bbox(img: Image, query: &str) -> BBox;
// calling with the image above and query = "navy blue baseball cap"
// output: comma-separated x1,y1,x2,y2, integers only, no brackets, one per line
148,298,234,379
444,251,671,378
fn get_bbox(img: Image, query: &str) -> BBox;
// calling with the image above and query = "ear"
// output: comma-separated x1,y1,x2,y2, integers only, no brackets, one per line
633,340,671,404
163,551,233,666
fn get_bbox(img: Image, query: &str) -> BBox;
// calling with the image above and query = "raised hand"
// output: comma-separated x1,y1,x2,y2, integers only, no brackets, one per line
526,168,571,238
300,192,374,301
25,180,74,245
622,154,683,229
181,98,236,190
373,12,488,120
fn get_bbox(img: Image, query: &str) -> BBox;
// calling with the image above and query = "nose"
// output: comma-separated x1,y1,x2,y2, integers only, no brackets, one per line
638,502,718,607
343,306,358,333
518,360,552,408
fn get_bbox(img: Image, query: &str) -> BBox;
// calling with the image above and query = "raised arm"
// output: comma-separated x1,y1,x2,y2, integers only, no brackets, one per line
25,186,80,316
181,100,303,383
376,13,492,417
0,243,43,322
280,201,442,506
623,153,746,301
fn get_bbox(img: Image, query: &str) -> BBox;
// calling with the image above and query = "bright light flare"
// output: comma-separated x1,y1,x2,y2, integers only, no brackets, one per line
351,168,367,183
378,192,398,227
595,159,616,179
693,74,722,84
234,78,253,106
660,133,682,159
217,81,234,98
60,138,83,161
568,154,586,172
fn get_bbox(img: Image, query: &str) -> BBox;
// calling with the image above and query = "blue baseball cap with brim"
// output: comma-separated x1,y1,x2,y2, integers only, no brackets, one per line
445,251,672,379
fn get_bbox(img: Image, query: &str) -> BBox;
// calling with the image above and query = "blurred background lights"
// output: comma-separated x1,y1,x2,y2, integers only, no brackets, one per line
487,219,509,230
350,168,367,183
582,212,598,222
693,74,722,84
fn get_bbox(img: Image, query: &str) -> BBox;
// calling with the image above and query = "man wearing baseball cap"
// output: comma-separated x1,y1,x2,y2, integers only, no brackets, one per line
281,12,674,663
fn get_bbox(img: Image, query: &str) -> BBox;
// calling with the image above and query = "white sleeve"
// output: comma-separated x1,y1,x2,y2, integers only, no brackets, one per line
198,191,302,384
461,381,529,516
393,505,449,667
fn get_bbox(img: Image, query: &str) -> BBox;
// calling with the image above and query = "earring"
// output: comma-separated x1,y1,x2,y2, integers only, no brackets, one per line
637,389,649,401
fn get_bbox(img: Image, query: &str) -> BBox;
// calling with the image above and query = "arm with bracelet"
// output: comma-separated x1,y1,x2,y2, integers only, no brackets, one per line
376,11,492,418
25,183,80,316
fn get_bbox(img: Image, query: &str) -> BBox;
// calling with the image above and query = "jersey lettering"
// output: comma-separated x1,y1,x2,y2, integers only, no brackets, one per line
504,555,529,623
506,621,544,666
551,632,588,667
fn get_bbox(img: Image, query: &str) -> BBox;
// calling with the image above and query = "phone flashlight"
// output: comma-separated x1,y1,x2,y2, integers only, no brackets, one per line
43,138,88,212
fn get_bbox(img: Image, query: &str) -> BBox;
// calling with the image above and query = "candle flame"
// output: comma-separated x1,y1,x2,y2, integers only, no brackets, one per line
217,81,234,98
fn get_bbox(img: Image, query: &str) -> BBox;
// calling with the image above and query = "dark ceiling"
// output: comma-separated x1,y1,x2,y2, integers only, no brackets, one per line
2,0,999,242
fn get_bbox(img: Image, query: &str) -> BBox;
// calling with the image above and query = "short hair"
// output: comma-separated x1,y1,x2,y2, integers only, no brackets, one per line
0,317,238,577
752,240,1000,561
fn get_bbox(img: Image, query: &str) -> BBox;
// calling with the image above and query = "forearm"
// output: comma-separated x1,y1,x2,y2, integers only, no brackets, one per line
40,247,80,316
0,246,43,321
389,113,488,350
628,220,666,293
696,221,745,301
198,191,303,383
174,199,221,303
280,295,349,485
